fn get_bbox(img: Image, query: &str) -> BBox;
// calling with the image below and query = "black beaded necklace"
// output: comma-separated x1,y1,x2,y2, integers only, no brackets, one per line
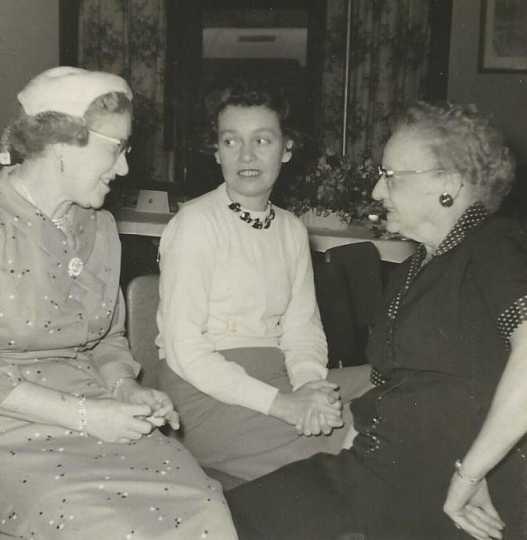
228,201,276,230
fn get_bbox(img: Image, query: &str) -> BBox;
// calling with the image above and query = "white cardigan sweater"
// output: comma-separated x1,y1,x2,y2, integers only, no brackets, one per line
156,183,328,414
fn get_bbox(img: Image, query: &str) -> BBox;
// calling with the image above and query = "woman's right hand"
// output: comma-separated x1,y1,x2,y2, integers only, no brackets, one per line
85,398,154,443
296,381,344,436
269,381,343,434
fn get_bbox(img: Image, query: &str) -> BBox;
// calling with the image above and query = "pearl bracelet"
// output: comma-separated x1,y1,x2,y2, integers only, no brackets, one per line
78,395,88,436
454,459,482,485
110,377,126,396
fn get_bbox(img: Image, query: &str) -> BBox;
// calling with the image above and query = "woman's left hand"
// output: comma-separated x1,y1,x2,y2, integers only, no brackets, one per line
294,381,343,436
114,379,180,430
444,475,504,540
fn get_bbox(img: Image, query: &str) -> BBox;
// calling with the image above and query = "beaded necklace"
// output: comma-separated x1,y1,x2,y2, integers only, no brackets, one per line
228,201,276,230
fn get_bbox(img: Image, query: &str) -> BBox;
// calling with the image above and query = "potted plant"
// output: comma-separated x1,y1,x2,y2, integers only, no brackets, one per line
282,150,385,235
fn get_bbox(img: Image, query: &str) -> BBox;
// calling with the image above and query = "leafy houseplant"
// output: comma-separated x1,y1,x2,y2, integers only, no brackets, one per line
282,150,386,234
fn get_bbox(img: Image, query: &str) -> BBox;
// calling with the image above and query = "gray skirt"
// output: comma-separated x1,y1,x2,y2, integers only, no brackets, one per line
158,347,357,481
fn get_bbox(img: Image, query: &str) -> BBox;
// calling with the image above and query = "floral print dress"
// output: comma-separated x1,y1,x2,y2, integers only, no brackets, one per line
0,172,237,540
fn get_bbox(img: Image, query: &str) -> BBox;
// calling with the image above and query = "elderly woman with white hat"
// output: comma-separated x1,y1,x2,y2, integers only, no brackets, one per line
0,67,237,539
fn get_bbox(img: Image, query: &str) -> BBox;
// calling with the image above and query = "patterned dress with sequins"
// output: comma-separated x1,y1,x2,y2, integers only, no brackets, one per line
225,205,527,540
0,176,237,540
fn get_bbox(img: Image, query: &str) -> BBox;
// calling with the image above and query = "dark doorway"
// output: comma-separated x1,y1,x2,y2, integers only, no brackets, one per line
166,0,327,198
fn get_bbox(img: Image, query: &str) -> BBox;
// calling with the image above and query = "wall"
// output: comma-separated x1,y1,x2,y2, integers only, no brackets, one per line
448,0,527,164
0,0,59,131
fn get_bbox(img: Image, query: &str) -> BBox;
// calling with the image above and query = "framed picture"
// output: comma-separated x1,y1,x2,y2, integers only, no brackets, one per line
480,0,527,72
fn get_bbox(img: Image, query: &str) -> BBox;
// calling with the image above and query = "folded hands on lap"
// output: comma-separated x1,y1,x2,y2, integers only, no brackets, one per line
94,379,181,443
269,380,343,437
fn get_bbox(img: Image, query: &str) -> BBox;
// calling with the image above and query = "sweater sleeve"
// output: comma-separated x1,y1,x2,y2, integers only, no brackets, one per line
157,208,278,414
279,222,328,390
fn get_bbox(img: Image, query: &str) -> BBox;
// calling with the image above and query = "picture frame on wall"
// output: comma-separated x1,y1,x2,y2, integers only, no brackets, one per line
480,0,527,72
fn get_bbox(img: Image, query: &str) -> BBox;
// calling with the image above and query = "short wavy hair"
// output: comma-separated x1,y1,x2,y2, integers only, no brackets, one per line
1,91,132,162
203,77,298,152
393,102,515,213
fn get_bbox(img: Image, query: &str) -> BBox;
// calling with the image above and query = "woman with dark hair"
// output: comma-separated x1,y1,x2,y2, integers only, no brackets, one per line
156,78,369,482
0,67,237,539
224,102,526,540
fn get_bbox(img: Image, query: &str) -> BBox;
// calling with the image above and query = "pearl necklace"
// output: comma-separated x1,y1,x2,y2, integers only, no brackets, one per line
51,213,68,231
15,181,38,208
14,178,83,277
15,180,69,230
228,201,276,230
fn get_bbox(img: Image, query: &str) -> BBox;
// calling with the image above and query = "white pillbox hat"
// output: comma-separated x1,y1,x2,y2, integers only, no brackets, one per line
17,66,133,117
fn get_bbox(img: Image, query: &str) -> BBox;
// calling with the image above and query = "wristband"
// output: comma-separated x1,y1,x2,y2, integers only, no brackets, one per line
111,377,132,396
454,459,482,485
78,395,87,436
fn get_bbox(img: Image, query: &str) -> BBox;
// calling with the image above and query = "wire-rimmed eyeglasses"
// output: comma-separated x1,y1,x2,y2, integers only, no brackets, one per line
89,129,132,156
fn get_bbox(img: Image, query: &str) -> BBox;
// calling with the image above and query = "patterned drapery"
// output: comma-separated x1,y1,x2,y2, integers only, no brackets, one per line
78,0,168,183
321,0,431,161
76,0,431,185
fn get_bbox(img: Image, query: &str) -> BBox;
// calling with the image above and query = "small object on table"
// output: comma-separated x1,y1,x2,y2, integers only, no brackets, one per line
136,189,170,214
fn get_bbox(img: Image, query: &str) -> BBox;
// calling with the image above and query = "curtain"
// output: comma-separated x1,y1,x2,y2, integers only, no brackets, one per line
78,0,168,184
321,0,431,162
76,0,431,183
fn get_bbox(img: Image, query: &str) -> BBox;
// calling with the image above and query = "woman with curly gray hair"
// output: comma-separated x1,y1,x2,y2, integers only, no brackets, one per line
225,102,525,540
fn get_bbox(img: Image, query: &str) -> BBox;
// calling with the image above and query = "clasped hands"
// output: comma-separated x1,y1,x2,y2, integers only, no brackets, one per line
83,379,180,444
271,380,343,437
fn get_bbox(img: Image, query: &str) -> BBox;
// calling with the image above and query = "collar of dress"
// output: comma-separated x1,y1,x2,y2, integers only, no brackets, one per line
414,202,489,266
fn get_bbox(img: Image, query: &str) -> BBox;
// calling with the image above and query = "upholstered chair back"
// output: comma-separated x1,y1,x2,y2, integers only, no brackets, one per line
125,274,160,389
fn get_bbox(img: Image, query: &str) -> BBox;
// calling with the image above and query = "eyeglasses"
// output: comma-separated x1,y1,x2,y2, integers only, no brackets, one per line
89,129,132,155
377,165,448,179
377,165,451,190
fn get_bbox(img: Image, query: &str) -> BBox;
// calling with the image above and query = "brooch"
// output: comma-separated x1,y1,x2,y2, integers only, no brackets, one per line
68,257,84,278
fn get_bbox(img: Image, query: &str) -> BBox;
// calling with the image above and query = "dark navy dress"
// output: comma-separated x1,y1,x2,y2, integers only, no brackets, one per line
226,205,527,540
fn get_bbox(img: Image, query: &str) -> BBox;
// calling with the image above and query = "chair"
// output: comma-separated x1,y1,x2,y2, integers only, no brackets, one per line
125,273,244,490
312,242,384,367
125,274,161,389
